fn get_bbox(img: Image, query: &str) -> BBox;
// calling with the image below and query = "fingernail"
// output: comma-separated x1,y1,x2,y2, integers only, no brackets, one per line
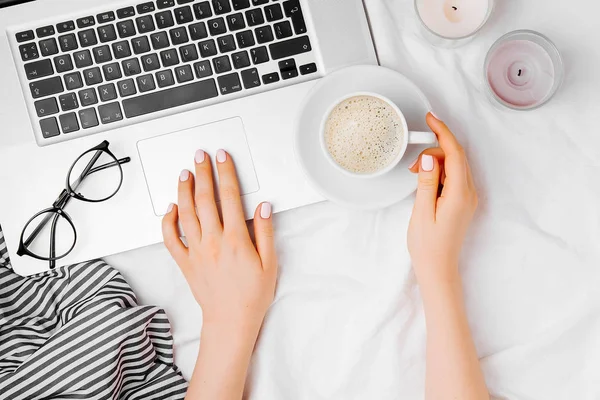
408,157,419,169
260,202,272,219
166,203,174,213
421,155,434,172
195,149,205,164
429,111,441,120
216,149,227,163
179,169,190,181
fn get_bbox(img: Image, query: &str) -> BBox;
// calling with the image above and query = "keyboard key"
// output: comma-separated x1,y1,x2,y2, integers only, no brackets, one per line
59,112,79,133
150,32,170,50
278,58,295,71
262,72,279,84
57,21,76,33
299,62,317,75
180,44,199,61
98,83,117,101
232,0,250,10
236,30,254,48
136,74,156,92
174,6,193,24
98,102,123,124
274,21,292,39
252,0,268,5
79,108,99,129
117,78,137,96
177,0,194,3
160,49,179,66
117,7,136,19
217,72,241,95
265,4,283,22
189,22,208,40
112,41,132,58
16,30,35,43
175,65,194,83
194,60,212,78
78,29,98,47
217,35,236,53
64,72,83,90
198,39,217,57
39,38,58,56
136,16,156,33
155,11,175,28
232,51,250,69
269,35,311,60
226,13,245,31
103,63,122,81
36,25,55,38
77,17,95,28
59,34,78,52
208,18,227,35
255,26,273,44
141,53,161,71
93,45,113,63
117,20,136,38
97,12,116,23
84,67,103,85
213,55,231,73
24,59,53,80
59,93,78,111
34,97,59,117
54,54,74,73
156,69,175,87
240,67,260,89
98,25,118,42
245,9,264,26
132,36,151,54
78,88,98,106
170,27,189,45
123,79,218,118
250,46,268,64
193,2,212,19
40,117,60,138
212,0,231,15
19,43,39,61
157,0,176,9
122,58,142,75
74,50,93,68
281,67,298,80
283,0,307,34
137,2,156,13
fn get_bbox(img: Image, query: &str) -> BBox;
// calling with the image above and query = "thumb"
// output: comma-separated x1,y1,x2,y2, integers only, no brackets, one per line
253,202,277,272
414,154,440,219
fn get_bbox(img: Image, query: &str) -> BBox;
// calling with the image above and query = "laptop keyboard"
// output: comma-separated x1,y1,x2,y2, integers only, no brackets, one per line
12,0,318,143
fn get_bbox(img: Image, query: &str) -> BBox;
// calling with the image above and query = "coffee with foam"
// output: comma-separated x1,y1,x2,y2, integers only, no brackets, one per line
324,95,405,175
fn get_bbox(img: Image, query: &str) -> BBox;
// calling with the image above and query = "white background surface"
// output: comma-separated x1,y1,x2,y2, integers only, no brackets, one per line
107,0,600,398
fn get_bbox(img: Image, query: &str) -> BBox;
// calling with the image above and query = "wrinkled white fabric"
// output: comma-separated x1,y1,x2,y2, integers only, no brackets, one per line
107,0,600,398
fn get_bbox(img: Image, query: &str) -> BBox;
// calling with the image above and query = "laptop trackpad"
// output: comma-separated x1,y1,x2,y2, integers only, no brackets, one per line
137,117,259,216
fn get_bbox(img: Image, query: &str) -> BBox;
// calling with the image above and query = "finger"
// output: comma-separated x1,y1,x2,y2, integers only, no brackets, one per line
162,203,188,265
215,150,247,235
408,147,445,173
414,154,441,220
426,112,469,189
253,202,277,272
194,150,222,236
178,169,202,241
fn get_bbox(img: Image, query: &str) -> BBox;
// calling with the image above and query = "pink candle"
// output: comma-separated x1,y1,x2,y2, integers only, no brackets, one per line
485,30,563,110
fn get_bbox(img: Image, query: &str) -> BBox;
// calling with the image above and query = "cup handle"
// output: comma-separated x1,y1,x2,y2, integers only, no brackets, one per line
407,131,437,144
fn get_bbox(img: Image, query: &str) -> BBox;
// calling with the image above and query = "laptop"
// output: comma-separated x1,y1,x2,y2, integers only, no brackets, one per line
0,0,377,276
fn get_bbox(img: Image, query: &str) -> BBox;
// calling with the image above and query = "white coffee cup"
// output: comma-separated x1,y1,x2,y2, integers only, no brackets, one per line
320,92,437,178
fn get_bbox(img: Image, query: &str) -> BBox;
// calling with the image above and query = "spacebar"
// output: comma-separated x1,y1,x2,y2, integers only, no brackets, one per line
123,79,219,118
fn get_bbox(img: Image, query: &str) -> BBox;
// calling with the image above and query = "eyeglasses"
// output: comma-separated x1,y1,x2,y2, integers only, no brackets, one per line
17,140,130,269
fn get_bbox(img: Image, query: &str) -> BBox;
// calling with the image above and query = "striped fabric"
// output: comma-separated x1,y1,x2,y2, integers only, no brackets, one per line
0,226,188,399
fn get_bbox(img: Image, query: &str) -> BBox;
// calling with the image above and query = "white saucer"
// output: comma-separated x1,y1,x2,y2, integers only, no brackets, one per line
293,65,434,209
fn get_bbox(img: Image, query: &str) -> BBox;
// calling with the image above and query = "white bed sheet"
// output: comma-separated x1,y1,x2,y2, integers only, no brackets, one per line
107,0,600,398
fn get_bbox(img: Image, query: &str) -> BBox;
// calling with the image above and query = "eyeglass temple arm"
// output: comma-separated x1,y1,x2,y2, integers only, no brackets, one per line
23,190,73,247
48,213,59,269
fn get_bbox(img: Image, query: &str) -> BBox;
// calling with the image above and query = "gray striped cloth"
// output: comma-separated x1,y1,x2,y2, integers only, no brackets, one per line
0,226,188,399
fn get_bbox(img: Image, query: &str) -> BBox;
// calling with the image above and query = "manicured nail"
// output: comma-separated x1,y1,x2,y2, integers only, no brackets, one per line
216,149,227,163
421,154,434,172
260,202,272,219
195,149,205,164
408,157,419,169
166,203,174,213
179,169,190,181
429,111,441,120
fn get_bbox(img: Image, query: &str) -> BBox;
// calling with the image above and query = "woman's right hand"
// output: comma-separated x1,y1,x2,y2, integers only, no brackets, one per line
407,113,478,287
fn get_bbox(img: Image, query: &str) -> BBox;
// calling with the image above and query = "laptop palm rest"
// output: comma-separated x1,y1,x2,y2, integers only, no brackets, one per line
137,117,260,216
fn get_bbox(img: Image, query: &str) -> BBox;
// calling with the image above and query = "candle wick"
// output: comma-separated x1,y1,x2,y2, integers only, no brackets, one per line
518,69,522,77
452,5,458,10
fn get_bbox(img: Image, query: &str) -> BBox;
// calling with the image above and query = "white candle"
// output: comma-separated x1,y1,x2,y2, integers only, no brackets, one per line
416,0,492,41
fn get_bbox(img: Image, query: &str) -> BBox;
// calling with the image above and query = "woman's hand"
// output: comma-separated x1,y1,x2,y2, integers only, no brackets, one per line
407,113,478,287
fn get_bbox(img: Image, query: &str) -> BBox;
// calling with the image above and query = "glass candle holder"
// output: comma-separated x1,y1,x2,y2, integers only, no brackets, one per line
415,0,494,48
484,30,564,111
